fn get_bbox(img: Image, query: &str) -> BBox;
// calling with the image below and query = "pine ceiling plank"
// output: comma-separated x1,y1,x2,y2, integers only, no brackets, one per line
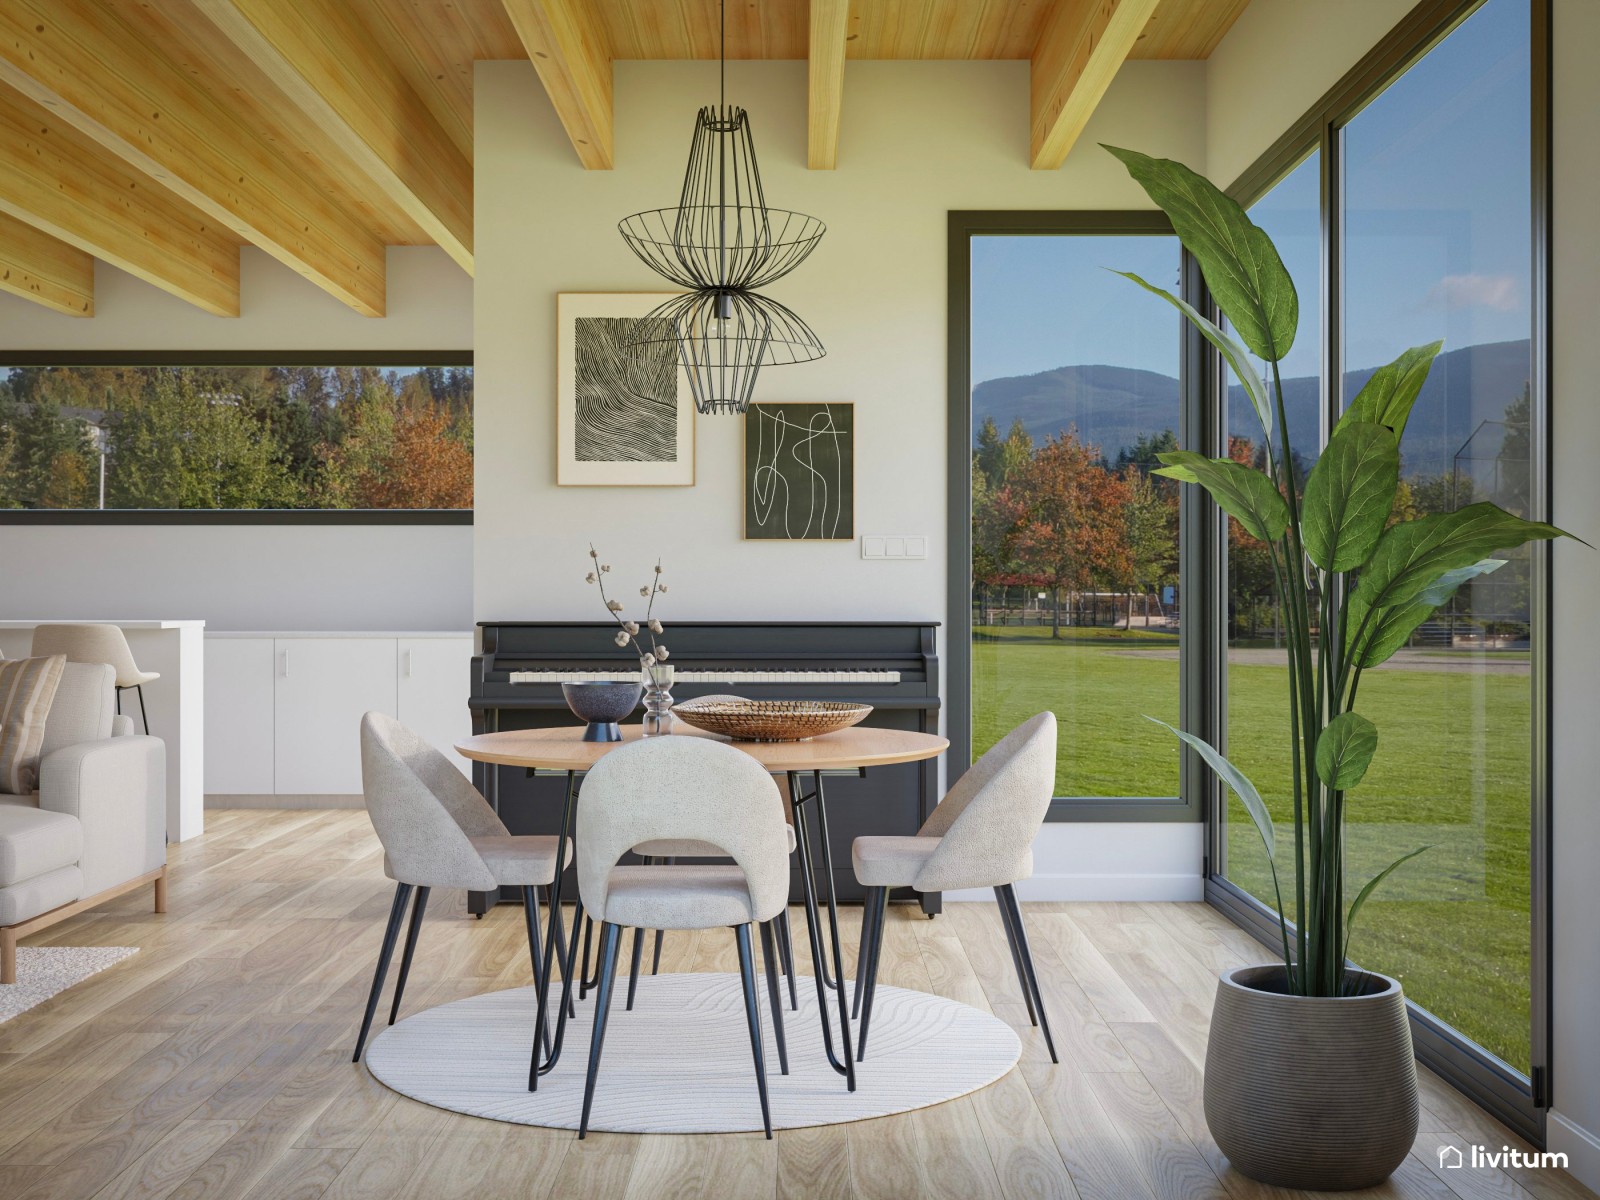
0,89,239,316
809,0,850,169
1030,0,1163,169
0,0,386,316
0,211,94,317
1128,0,1250,60
186,0,473,275
501,0,615,169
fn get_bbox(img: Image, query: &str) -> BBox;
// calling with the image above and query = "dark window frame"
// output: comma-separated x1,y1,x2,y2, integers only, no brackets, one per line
947,210,1219,823
1203,0,1554,1146
0,350,474,525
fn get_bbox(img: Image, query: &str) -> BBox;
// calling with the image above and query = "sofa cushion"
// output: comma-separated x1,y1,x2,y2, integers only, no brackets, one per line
0,804,83,887
39,662,116,759
0,864,83,927
0,655,67,795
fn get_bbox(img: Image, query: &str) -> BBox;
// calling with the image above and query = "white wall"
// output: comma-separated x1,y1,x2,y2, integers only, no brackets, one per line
0,246,474,633
1548,0,1600,1184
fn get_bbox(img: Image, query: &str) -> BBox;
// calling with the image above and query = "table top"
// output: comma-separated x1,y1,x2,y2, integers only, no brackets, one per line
455,723,949,773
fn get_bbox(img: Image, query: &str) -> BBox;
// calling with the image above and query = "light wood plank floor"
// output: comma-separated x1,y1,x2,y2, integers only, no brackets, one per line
1,810,1592,1200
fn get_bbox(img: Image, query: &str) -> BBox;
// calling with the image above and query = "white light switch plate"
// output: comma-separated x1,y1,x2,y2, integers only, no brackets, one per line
860,535,928,560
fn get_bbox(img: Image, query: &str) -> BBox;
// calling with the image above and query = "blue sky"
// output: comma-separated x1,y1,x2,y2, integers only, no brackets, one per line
971,0,1530,389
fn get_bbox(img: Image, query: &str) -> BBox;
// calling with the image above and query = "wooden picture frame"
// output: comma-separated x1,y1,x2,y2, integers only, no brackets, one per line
743,402,855,540
557,293,694,486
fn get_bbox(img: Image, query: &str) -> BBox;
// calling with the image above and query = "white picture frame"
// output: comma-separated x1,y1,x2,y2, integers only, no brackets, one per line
557,292,695,486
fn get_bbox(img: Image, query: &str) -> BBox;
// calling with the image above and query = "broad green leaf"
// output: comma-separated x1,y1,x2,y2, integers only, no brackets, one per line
1154,451,1289,543
1344,845,1432,963
1314,711,1378,791
1112,270,1272,443
1347,559,1506,668
1337,342,1443,444
1103,145,1297,363
1147,718,1273,858
1352,502,1569,615
1301,421,1399,572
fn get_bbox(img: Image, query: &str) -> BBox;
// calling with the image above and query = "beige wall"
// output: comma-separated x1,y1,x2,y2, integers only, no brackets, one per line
471,57,1206,625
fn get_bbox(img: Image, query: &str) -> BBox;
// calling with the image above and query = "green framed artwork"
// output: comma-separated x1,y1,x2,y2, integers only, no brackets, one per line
743,402,855,541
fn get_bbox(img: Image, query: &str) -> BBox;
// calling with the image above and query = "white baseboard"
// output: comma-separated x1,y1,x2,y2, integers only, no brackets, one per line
1548,1110,1600,1193
945,873,1205,902
205,794,364,810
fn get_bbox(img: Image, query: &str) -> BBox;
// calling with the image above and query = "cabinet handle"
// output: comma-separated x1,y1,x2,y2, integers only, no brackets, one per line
281,648,289,678
403,649,412,678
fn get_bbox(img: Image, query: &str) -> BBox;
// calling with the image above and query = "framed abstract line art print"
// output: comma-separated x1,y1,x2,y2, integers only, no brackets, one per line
743,402,855,541
557,293,694,486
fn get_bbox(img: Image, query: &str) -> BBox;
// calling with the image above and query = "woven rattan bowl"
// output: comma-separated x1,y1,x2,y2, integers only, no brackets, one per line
671,699,873,742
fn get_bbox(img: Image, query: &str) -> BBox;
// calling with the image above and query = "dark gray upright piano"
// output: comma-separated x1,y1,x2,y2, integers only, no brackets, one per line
468,620,942,915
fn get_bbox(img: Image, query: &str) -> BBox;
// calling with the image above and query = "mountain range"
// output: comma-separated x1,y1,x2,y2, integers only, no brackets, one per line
972,339,1531,479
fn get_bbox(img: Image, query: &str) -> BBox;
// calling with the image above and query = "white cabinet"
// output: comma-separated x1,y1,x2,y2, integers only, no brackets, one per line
397,638,473,777
204,637,275,794
273,638,399,795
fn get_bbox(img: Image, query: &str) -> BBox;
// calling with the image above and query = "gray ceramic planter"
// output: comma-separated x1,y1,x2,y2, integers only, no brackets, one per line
1204,965,1417,1191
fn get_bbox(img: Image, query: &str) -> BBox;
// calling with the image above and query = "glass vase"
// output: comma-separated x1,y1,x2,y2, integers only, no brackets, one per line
641,663,675,736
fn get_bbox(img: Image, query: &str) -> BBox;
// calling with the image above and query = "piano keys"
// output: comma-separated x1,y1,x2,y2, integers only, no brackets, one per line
469,621,942,913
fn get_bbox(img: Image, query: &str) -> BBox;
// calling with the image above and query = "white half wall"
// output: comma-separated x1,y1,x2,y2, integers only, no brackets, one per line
946,822,1205,903
0,246,474,633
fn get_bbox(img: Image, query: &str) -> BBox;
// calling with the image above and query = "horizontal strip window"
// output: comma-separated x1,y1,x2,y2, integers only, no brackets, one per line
0,353,472,522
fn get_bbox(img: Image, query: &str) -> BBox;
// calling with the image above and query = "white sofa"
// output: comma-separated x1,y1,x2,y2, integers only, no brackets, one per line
0,661,167,983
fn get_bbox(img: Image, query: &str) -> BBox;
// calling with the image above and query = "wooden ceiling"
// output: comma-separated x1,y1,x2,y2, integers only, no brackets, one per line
0,0,1249,320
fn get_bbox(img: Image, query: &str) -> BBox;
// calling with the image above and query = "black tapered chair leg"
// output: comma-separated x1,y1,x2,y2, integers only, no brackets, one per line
777,906,797,1010
759,920,789,1075
579,915,594,999
353,883,412,1061
523,886,553,1059
135,684,151,735
626,926,645,1010
993,886,1039,1026
734,924,773,1139
852,887,882,1019
999,884,1058,1063
857,887,888,1060
387,885,430,1025
651,928,664,975
550,895,576,1019
578,922,623,1138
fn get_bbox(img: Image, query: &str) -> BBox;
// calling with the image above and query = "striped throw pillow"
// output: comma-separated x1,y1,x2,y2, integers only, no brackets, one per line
0,655,67,794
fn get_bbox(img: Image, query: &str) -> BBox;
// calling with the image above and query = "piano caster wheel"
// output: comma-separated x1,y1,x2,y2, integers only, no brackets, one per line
476,913,485,920
926,912,936,920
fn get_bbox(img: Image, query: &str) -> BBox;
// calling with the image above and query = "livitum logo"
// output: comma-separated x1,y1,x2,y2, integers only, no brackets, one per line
1437,1144,1569,1171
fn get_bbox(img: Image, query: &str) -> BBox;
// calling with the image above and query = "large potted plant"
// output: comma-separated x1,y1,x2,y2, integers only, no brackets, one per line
1105,145,1575,1191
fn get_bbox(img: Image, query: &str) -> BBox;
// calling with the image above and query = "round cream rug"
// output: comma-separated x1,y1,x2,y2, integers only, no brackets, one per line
365,972,1020,1133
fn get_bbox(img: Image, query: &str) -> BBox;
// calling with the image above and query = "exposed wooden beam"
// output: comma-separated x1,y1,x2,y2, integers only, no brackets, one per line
1031,0,1163,170
501,0,614,170
0,211,93,316
808,0,850,169
0,0,386,315
0,90,238,316
187,0,473,275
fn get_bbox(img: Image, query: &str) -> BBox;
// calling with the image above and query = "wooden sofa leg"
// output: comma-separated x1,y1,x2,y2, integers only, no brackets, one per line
2,927,15,985
154,867,168,915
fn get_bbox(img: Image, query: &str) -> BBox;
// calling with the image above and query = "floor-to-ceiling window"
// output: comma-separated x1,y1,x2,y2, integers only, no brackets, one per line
957,219,1191,811
1210,0,1547,1133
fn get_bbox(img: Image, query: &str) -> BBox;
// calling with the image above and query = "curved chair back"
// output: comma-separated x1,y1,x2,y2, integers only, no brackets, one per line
31,624,145,687
912,711,1056,893
359,712,502,892
576,737,790,924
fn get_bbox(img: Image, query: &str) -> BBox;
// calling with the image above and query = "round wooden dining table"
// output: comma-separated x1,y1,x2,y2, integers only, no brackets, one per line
455,723,948,1094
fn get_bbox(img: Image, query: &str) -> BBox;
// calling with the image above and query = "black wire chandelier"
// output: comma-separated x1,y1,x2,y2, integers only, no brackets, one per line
618,0,825,415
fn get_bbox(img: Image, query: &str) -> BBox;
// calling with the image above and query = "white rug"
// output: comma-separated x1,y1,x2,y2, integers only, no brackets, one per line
365,972,1021,1133
0,947,138,1022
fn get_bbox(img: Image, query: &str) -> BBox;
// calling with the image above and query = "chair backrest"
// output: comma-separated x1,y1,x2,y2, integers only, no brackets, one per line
913,711,1056,892
40,662,117,758
576,737,790,924
31,624,144,687
359,712,504,891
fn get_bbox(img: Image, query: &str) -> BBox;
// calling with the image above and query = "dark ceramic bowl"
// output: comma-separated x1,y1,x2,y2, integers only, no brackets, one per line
561,681,643,742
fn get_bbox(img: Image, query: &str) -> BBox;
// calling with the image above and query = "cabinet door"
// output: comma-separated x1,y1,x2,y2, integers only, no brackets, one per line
273,639,397,795
397,638,474,778
204,638,276,794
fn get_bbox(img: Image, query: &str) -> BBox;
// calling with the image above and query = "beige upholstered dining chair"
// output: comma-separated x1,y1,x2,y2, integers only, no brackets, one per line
354,712,568,1061
571,735,793,1139
850,710,1058,1062
31,624,160,734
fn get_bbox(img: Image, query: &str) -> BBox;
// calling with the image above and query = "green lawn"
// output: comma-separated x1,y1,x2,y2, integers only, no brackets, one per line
973,625,1532,1071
